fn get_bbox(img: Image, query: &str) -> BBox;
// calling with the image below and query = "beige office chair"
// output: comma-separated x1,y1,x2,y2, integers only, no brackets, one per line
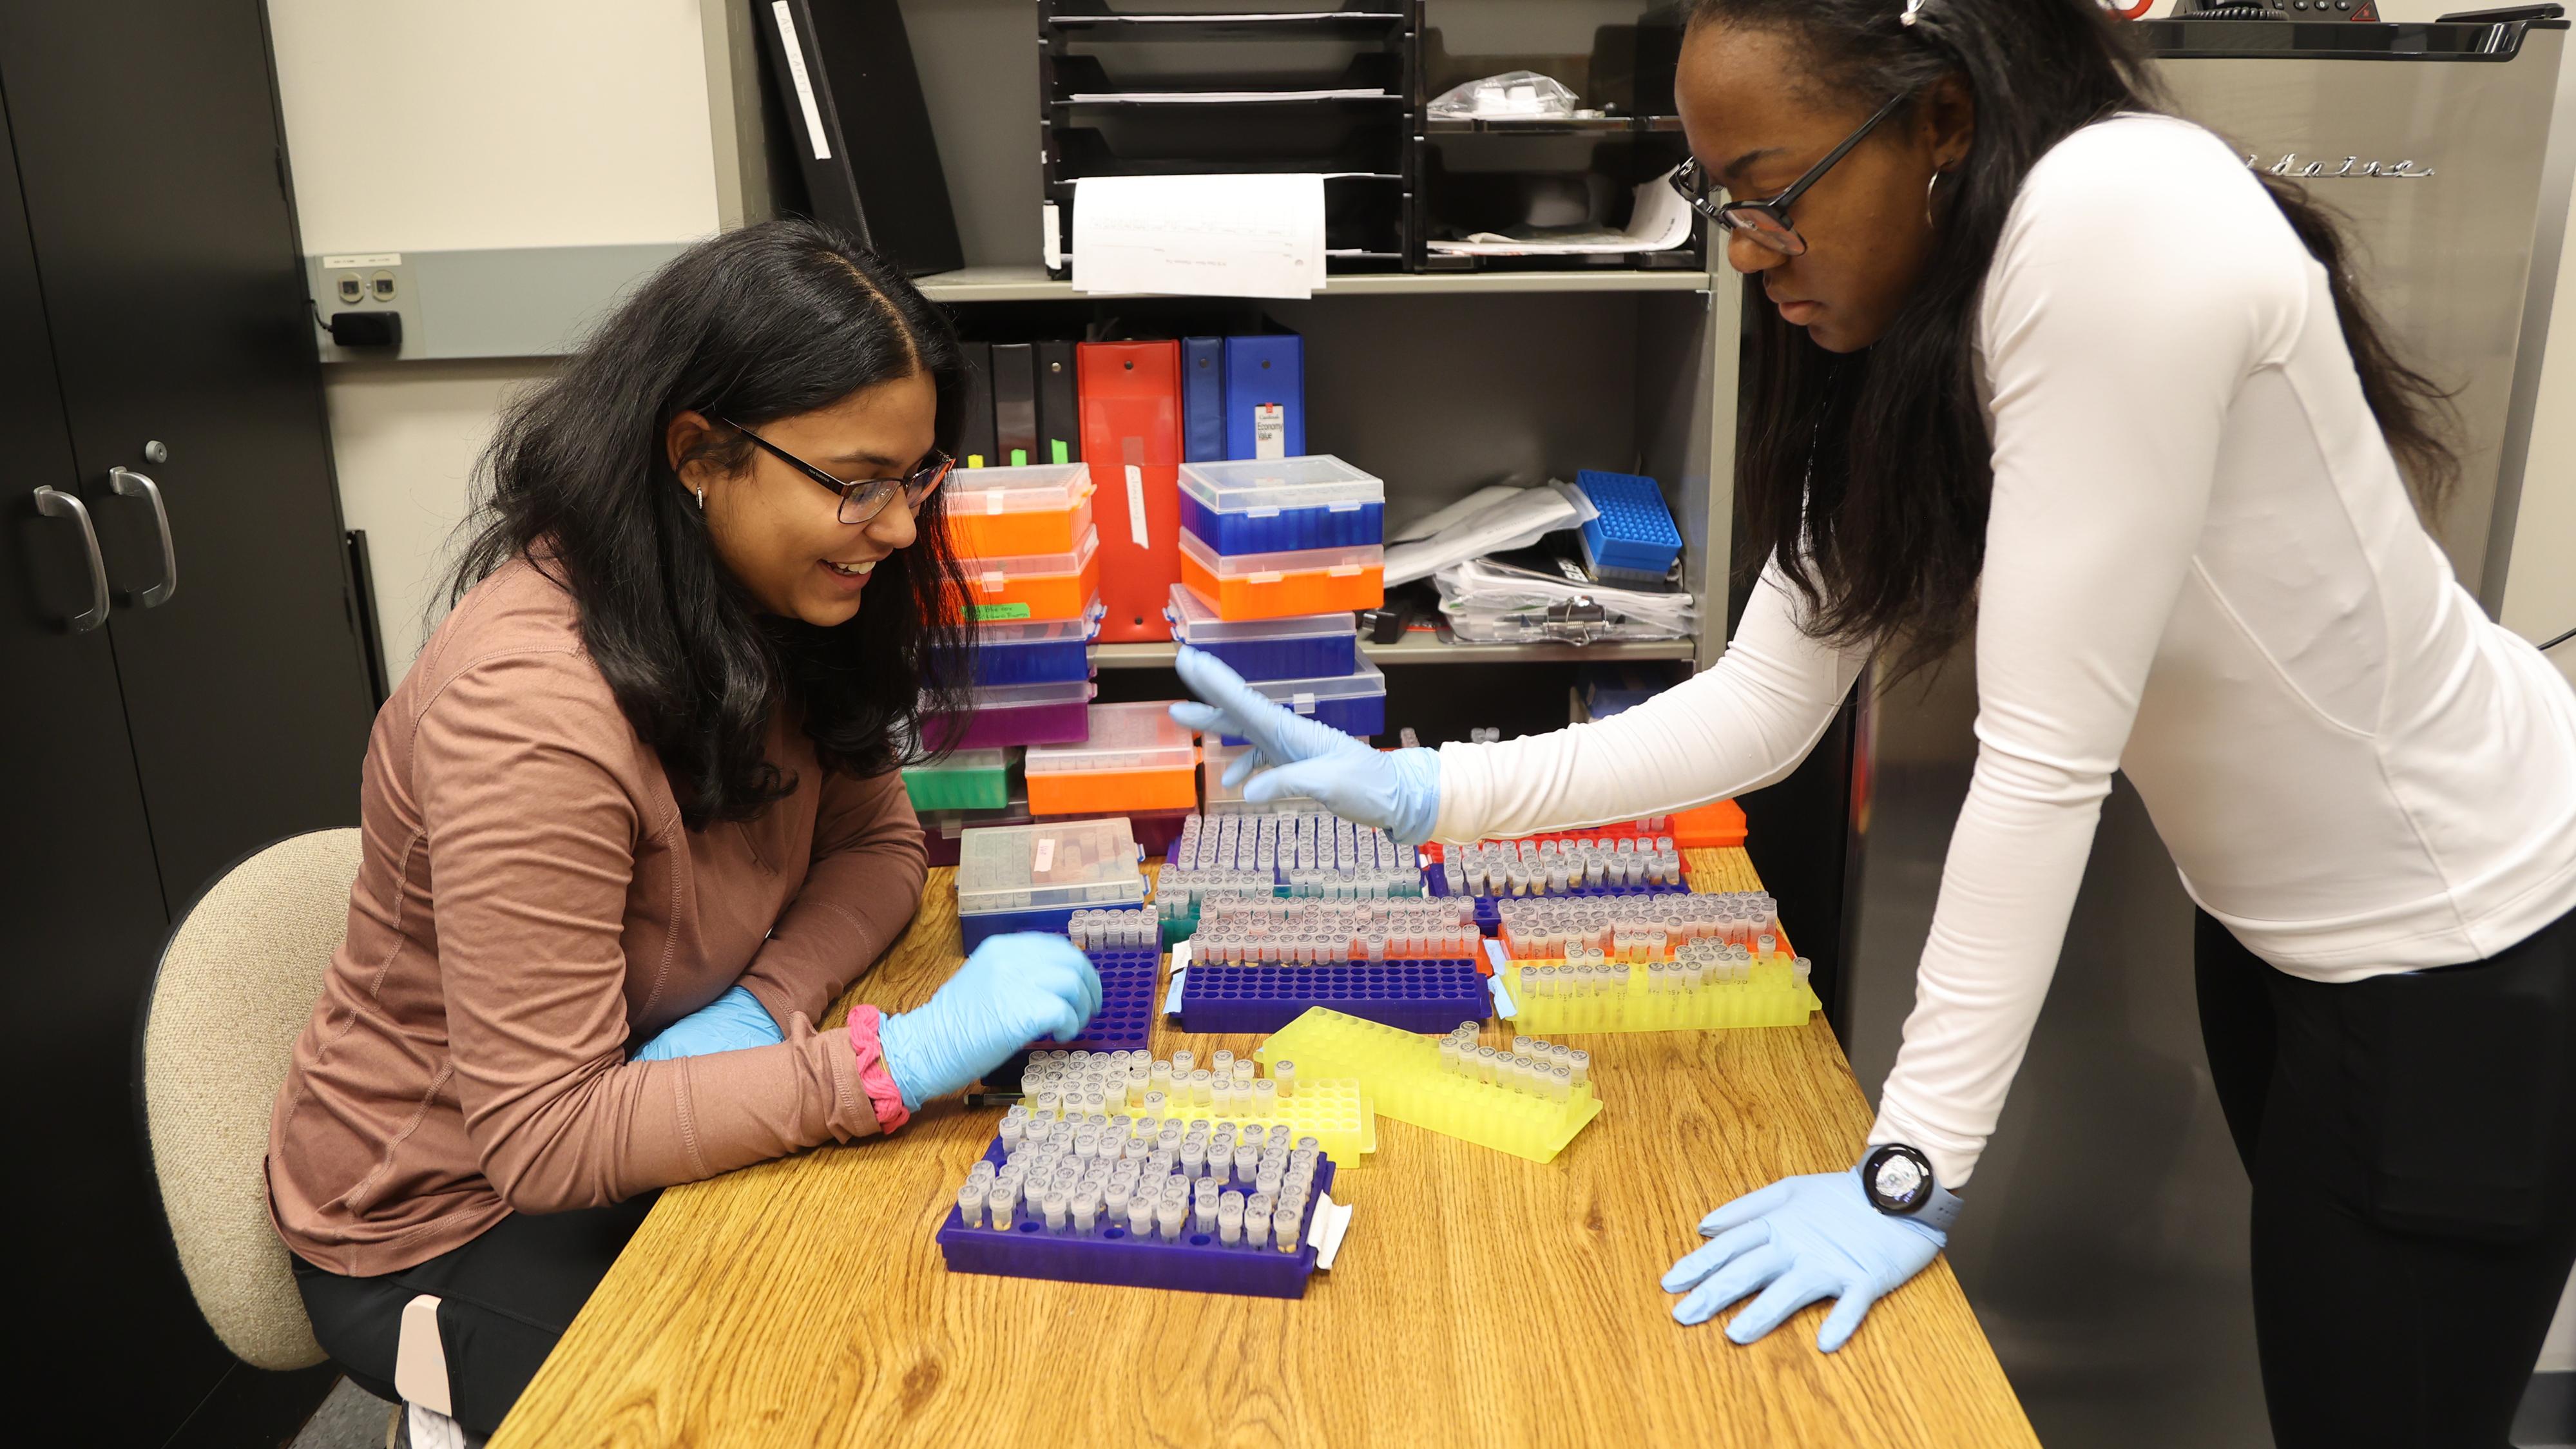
137,826,363,1372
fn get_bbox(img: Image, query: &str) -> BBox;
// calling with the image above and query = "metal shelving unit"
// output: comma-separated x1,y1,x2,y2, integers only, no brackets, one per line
1092,635,1699,669
912,262,1718,303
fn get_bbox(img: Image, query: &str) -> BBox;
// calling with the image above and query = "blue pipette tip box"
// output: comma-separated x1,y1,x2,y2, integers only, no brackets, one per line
934,1140,1338,1298
1178,961,1486,1034
1574,470,1684,577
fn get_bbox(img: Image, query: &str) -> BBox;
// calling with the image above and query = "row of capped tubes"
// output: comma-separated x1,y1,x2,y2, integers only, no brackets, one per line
1190,929,1480,964
1433,1026,1588,1101
1017,1047,1299,1118
1067,907,1158,952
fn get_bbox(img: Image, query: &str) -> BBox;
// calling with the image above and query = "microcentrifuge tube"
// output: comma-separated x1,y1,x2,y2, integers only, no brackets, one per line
1171,1050,1195,1077
1273,1060,1296,1099
1072,1188,1100,1233
956,1184,984,1229
1157,1200,1187,1242
1567,1049,1590,1086
1193,1196,1218,1234
1127,1196,1155,1236
989,1182,1019,1230
1252,1079,1278,1114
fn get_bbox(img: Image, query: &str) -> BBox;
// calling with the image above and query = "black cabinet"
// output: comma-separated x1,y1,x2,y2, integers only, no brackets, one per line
0,1,372,1440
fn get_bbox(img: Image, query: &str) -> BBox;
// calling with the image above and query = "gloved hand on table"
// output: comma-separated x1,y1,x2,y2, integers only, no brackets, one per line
878,933,1102,1109
1660,1168,1948,1352
1168,644,1444,846
631,985,784,1061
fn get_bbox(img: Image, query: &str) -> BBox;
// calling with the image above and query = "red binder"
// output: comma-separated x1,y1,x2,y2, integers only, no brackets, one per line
1077,340,1182,642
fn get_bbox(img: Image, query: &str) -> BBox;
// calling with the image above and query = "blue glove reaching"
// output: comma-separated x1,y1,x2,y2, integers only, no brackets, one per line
1167,644,1443,845
632,985,785,1062
878,933,1102,1109
1660,1168,1947,1352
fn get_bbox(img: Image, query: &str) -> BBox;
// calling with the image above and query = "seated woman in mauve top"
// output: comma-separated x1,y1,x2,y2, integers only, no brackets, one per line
267,219,1098,1440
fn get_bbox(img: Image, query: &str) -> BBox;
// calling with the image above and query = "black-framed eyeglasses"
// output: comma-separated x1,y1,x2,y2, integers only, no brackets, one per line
1669,93,1910,258
720,416,953,525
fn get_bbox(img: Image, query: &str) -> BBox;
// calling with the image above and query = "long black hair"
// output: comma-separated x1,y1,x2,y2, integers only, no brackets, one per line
449,218,975,830
1695,0,2457,678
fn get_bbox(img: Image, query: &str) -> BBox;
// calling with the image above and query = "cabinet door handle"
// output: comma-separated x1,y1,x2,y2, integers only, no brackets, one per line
32,485,110,631
106,466,177,608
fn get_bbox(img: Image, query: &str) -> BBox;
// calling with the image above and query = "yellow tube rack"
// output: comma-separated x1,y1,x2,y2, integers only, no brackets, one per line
1211,1076,1378,1164
1255,1008,1602,1164
1499,957,1820,1033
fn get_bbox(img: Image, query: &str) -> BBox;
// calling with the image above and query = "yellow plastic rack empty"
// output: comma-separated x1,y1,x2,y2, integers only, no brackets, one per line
1501,958,1820,1033
1254,1008,1602,1164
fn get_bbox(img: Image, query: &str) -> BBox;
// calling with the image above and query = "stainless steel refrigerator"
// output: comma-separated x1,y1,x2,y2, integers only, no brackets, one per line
1831,11,2572,1446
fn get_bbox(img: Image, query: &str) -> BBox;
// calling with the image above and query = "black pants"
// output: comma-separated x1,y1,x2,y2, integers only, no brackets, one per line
2196,906,2576,1449
292,1191,658,1439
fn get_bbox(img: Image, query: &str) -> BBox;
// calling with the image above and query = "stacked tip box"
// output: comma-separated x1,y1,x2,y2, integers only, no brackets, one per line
1168,583,1383,743
932,462,1104,751
1176,456,1385,622
1573,469,1683,583
1257,1008,1603,1164
954,818,1146,951
1181,893,1485,1033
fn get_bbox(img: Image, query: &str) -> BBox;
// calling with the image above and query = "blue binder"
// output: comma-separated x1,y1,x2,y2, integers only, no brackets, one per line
1223,334,1305,461
1182,336,1225,463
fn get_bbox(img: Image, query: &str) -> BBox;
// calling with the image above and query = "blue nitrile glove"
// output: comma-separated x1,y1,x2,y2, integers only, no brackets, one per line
1660,1168,1948,1352
877,933,1102,1109
1168,644,1443,846
632,985,785,1062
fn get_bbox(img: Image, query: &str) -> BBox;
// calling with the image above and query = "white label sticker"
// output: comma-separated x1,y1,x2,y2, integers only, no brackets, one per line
985,489,1004,514
979,570,1004,594
321,253,401,270
771,3,832,162
1292,692,1316,714
1125,465,1151,551
1032,836,1057,874
1254,403,1287,461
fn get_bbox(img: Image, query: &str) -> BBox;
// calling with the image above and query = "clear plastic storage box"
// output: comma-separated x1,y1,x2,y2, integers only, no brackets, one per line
951,526,1101,624
901,748,1014,812
944,462,1095,559
1024,700,1201,816
1177,455,1384,556
1178,530,1383,621
923,677,1097,753
1201,741,1322,815
1215,658,1387,745
968,609,1102,687
1164,584,1356,682
954,818,1146,948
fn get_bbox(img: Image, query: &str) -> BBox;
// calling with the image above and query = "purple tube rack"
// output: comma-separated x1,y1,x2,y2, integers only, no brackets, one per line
927,698,1093,752
1020,947,1158,1054
1421,868,1693,934
935,1139,1337,1298
1178,961,1485,1034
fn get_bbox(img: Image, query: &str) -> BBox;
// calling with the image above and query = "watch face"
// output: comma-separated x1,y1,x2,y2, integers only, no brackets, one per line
1872,1153,1925,1205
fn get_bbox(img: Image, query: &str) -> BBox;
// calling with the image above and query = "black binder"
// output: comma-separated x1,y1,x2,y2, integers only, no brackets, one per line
991,342,1039,467
756,0,963,276
957,342,997,468
1036,340,1082,465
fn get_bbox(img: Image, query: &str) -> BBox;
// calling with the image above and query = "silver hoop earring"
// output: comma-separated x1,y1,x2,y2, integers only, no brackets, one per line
695,483,706,511
1926,171,1947,229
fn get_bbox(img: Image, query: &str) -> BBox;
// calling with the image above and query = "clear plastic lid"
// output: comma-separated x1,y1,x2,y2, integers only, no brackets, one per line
945,462,1093,517
925,677,1097,713
1164,583,1357,644
957,525,1100,582
1179,529,1380,581
1246,657,1385,710
905,748,1010,775
955,818,1146,914
1025,701,1199,775
1178,455,1382,516
1202,742,1321,814
976,605,1105,648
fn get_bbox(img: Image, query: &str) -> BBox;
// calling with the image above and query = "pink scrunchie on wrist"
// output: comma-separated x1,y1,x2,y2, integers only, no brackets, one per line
845,1005,910,1133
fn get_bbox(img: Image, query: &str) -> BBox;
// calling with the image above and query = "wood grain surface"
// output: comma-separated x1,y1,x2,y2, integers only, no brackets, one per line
492,850,2034,1449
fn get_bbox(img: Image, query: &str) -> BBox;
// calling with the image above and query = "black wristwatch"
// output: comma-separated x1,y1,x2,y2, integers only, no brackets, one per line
1859,1144,1965,1232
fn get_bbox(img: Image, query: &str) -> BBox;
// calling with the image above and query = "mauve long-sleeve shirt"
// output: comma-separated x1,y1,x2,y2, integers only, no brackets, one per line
268,557,925,1276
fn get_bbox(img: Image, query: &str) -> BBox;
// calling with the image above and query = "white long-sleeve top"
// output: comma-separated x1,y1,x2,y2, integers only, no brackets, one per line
1432,115,2576,1189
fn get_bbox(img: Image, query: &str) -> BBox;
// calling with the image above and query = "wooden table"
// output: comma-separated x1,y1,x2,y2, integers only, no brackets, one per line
494,851,2034,1449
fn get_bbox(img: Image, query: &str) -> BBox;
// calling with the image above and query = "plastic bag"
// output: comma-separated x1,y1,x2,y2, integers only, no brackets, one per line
1382,481,1597,588
1428,71,1580,121
1435,557,1698,644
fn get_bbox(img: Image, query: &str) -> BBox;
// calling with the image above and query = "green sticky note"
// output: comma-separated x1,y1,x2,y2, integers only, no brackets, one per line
1010,448,1027,466
970,603,1032,622
1050,439,1070,465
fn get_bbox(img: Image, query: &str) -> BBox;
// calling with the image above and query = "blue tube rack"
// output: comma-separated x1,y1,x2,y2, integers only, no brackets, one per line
935,1138,1337,1298
1177,961,1485,1034
1179,490,1384,555
1422,869,1693,934
1023,947,1158,1054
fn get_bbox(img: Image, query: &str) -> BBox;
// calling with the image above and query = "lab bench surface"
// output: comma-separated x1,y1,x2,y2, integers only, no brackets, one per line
490,850,2035,1449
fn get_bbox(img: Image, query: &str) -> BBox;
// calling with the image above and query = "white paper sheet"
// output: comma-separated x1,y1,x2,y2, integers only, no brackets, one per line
1426,166,1695,258
1068,89,1389,104
1074,173,1327,300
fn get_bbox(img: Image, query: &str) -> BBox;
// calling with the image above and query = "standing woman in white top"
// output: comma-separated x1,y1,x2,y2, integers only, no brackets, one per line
1172,1,2576,1442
